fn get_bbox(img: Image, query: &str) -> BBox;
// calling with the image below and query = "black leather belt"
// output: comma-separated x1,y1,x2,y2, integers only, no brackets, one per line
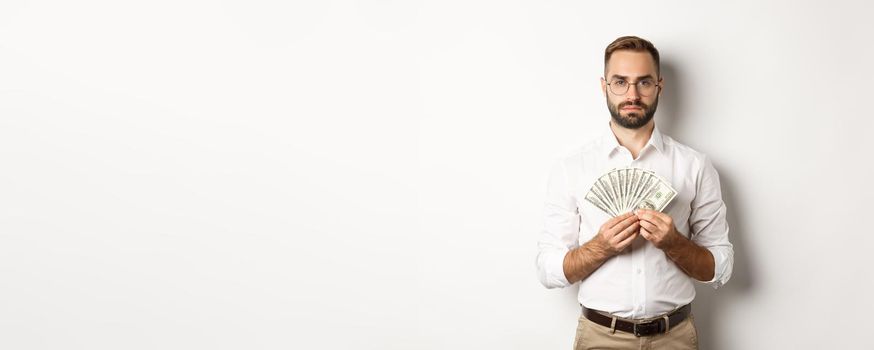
581,304,691,337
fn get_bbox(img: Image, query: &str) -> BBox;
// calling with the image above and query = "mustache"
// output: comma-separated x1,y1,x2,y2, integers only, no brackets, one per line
619,101,648,109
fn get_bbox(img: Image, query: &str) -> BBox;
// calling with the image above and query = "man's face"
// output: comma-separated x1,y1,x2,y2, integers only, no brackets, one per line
601,50,662,129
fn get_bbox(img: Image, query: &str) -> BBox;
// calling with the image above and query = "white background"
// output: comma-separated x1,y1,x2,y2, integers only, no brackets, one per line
0,1,872,349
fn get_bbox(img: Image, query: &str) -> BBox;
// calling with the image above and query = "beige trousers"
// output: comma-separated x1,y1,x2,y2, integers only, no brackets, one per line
573,312,699,350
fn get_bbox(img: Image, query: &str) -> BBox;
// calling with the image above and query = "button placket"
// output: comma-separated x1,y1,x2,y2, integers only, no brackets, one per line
633,247,646,317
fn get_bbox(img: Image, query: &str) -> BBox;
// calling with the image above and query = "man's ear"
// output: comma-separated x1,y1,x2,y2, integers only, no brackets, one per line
600,77,607,97
657,77,665,97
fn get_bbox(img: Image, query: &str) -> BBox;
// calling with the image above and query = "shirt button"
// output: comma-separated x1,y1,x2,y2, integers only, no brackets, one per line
636,269,642,275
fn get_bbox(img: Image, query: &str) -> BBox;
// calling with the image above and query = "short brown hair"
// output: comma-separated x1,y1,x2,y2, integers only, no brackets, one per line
604,36,660,76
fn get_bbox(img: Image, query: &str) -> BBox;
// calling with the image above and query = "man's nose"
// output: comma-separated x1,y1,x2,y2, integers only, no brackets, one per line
626,84,642,101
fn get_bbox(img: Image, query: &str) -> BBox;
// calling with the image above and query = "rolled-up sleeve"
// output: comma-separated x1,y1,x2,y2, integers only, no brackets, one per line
689,155,734,289
535,159,581,289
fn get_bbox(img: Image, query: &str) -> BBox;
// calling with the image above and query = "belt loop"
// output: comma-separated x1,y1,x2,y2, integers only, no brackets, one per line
610,316,617,334
663,315,670,333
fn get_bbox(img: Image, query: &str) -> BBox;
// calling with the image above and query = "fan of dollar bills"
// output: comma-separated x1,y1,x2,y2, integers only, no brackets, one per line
584,167,678,217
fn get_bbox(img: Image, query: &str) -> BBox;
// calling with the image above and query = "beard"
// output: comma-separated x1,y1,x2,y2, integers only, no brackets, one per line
608,97,658,129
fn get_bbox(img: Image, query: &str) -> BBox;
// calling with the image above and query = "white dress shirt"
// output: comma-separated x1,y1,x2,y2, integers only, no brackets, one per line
535,122,734,319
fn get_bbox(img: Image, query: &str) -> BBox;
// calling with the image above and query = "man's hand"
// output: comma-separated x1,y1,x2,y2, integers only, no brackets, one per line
634,209,681,249
591,212,640,256
634,209,716,281
562,212,639,284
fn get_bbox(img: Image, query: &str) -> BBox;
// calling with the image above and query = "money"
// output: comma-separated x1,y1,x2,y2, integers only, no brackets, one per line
584,167,677,217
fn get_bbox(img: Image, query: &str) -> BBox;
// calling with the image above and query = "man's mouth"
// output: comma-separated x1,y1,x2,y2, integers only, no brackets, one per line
620,102,645,110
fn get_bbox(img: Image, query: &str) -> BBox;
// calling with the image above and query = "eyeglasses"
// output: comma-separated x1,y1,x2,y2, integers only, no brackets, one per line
604,78,661,97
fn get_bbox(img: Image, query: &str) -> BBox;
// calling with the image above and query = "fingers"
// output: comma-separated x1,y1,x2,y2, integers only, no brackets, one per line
638,219,659,233
634,209,660,223
598,213,647,255
599,213,636,237
639,227,652,240
635,209,671,228
610,214,640,234
613,219,639,243
617,229,638,248
605,212,635,227
638,213,670,245
609,220,639,254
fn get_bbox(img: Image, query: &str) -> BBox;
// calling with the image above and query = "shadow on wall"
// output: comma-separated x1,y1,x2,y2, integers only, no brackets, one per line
692,171,755,350
655,61,686,135
661,60,757,350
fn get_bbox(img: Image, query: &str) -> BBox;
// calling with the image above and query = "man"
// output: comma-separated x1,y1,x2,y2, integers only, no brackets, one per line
535,36,734,349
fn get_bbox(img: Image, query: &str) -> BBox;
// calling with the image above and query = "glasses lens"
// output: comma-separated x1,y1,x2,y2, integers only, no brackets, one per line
610,80,628,95
637,80,657,97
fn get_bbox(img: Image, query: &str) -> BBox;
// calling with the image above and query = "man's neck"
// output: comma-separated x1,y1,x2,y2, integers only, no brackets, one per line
609,120,654,160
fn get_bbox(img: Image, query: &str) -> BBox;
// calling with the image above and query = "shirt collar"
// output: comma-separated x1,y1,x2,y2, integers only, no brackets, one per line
600,121,666,157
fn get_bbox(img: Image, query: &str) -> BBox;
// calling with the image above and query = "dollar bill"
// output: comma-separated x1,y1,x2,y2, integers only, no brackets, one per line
584,166,676,217
585,189,616,217
637,175,677,211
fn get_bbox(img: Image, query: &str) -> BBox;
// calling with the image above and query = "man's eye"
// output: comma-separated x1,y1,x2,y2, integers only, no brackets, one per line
613,80,627,87
639,80,654,87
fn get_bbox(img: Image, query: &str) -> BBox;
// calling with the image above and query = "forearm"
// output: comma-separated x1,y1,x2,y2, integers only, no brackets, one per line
562,239,612,284
664,235,715,281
